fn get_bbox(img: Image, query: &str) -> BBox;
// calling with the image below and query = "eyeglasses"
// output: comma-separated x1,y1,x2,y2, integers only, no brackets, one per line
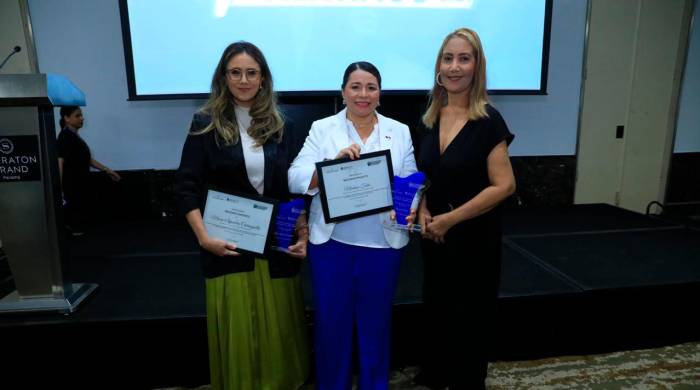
226,68,261,81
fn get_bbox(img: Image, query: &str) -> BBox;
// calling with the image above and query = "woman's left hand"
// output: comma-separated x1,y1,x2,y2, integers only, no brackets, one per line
106,169,121,182
404,208,417,226
425,212,455,244
287,239,307,259
393,208,419,232
388,210,397,223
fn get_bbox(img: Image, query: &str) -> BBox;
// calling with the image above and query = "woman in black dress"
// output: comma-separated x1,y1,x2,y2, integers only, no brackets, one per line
413,28,516,389
57,106,120,234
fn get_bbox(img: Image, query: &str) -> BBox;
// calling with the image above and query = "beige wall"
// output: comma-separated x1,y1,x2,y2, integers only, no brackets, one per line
575,0,693,213
0,0,37,74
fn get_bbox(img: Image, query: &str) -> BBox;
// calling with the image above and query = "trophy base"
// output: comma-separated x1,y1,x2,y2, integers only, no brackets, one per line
0,283,98,314
270,246,290,253
383,221,422,233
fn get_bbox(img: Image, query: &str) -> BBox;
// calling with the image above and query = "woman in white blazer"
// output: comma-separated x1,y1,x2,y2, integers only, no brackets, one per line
289,62,417,390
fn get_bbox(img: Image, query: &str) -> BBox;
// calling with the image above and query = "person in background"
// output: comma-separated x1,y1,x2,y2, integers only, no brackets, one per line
288,61,417,390
173,41,309,390
412,27,516,389
57,106,120,235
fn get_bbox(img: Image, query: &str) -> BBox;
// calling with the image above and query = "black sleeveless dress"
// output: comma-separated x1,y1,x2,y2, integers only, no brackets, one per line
416,104,514,388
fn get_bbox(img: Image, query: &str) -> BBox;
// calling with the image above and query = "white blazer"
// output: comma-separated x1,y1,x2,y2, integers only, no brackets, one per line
288,108,417,249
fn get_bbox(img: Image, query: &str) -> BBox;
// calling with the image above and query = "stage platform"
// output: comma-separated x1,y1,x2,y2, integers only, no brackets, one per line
1,203,699,388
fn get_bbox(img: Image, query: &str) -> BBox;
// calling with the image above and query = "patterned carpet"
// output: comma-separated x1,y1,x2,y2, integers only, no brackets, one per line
156,341,700,389
486,341,700,390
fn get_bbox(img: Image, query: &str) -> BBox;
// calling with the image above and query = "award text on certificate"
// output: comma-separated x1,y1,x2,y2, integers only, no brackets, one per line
321,155,392,219
202,190,274,255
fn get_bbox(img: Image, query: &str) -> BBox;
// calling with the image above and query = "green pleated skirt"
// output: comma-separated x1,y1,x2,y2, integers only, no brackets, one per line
205,258,309,390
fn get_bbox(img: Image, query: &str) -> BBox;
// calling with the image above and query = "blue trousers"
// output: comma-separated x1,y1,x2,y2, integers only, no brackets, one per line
309,239,403,390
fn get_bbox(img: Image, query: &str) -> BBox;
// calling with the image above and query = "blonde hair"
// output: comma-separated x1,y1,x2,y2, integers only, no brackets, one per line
422,28,489,129
196,41,284,146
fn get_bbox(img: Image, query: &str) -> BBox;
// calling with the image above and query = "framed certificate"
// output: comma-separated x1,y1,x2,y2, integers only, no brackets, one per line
202,189,277,256
316,149,394,224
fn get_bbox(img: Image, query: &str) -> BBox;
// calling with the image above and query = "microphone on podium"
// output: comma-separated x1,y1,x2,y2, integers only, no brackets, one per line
0,46,22,70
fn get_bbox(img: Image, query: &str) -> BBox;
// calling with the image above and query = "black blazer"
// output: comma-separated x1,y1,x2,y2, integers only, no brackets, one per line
174,112,307,279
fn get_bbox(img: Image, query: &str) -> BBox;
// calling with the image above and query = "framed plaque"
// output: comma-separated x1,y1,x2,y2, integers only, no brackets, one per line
202,189,277,256
316,149,394,224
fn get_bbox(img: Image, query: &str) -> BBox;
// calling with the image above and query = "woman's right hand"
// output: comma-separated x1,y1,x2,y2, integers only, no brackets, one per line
417,202,434,240
411,197,432,239
336,143,361,160
200,236,240,257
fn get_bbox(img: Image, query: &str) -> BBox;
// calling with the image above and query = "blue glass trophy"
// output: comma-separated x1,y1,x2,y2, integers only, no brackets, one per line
271,198,306,252
385,172,428,232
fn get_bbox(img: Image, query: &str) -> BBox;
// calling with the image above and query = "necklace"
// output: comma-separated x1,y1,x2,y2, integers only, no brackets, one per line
346,113,378,145
348,114,376,132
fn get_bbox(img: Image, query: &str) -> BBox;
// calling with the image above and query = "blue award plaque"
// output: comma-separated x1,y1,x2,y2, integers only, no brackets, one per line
271,198,306,252
386,172,427,232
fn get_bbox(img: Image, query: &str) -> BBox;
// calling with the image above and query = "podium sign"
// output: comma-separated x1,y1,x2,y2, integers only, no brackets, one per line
0,74,95,313
0,135,41,182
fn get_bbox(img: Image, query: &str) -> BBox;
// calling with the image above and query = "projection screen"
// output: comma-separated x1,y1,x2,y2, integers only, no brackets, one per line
119,0,552,99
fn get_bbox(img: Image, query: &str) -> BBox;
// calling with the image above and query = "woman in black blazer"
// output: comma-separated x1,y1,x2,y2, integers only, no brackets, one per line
174,41,309,390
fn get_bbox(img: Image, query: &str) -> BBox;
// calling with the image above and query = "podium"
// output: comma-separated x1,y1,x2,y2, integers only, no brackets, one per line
0,74,97,313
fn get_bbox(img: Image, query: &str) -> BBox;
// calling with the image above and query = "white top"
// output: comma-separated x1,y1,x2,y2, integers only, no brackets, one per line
235,105,264,195
288,108,418,249
331,117,390,248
